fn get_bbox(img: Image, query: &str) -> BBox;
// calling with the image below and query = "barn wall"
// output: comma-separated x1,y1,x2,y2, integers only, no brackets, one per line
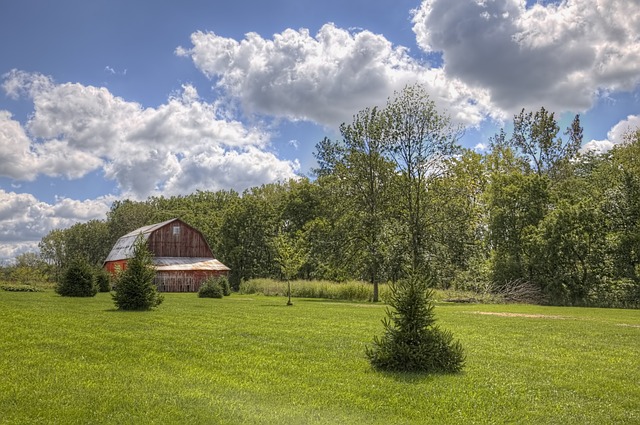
154,270,228,292
104,260,127,274
147,221,213,258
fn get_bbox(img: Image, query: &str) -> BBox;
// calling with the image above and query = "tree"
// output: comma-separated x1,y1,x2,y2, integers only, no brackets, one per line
219,186,281,288
107,199,156,247
56,257,97,297
112,236,163,311
273,232,308,305
65,220,112,266
527,199,606,304
509,108,582,178
366,273,465,373
427,150,489,289
486,171,550,286
39,229,67,274
319,106,395,301
383,84,461,272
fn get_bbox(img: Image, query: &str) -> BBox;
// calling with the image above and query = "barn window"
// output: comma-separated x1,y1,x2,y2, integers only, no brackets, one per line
173,225,180,236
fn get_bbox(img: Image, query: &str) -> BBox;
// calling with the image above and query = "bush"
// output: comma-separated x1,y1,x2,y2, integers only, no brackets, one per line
366,273,465,374
95,268,112,292
112,236,163,311
217,276,231,296
56,258,97,297
198,277,223,298
0,284,43,292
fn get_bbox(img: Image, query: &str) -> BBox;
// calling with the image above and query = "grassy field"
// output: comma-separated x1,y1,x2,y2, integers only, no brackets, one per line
0,291,638,424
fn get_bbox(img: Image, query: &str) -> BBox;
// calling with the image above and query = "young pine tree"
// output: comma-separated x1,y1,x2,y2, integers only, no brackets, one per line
112,236,163,310
366,273,465,373
56,257,97,297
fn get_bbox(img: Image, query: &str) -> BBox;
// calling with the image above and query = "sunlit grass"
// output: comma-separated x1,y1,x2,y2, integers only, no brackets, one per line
0,291,638,424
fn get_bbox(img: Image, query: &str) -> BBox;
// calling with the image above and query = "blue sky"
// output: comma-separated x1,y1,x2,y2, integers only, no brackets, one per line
1,0,639,261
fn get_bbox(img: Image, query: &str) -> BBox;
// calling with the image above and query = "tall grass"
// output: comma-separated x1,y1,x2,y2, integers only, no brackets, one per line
239,278,390,302
238,278,501,304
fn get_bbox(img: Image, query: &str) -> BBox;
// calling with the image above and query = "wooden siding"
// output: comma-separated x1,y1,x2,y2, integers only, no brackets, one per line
146,221,213,258
104,259,127,274
154,270,228,292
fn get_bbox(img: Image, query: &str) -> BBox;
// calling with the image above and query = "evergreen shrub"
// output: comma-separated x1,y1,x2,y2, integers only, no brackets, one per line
217,276,231,296
56,258,97,297
95,268,112,292
366,273,465,373
112,236,163,310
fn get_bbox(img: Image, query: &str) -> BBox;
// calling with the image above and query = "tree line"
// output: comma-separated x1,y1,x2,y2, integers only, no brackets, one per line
33,85,639,308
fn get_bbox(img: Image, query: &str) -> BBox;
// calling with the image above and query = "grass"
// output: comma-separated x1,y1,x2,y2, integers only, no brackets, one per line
0,291,638,424
238,278,498,304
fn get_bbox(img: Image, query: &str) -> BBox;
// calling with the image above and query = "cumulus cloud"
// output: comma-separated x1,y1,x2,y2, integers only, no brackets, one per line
582,114,640,153
411,0,640,114
176,23,497,127
1,70,299,200
0,189,112,260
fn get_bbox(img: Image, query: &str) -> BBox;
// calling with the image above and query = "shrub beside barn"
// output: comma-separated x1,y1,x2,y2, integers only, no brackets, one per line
104,218,230,292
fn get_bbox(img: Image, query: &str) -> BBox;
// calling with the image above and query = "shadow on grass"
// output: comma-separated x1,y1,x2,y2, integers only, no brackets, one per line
373,368,464,383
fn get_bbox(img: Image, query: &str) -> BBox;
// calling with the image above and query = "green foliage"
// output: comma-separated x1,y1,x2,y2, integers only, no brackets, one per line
273,233,308,282
95,268,112,293
0,284,43,292
217,276,231,296
33,93,640,308
56,258,97,297
367,274,465,373
239,278,387,302
198,277,224,298
112,236,163,310
197,276,230,298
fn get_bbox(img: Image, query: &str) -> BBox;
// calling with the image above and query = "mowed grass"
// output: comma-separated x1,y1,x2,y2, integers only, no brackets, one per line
0,292,638,424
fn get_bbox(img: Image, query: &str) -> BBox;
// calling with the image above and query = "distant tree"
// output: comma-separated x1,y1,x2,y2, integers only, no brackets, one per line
319,106,395,301
107,199,156,246
509,108,582,178
273,232,308,305
112,236,163,310
95,268,112,293
366,273,465,373
65,220,112,266
39,229,68,273
56,257,97,297
383,84,461,272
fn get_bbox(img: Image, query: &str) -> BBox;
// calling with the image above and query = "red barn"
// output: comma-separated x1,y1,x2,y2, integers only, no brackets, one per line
104,218,230,292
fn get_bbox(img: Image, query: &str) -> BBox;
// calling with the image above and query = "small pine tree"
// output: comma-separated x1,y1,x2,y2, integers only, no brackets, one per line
218,276,231,296
95,268,112,292
112,236,163,310
56,258,97,297
366,273,465,373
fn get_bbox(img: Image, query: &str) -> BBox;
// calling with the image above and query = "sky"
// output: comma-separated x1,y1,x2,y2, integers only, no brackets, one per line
1,0,639,262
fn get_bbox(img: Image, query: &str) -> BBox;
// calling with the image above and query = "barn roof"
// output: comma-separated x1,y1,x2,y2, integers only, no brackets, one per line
153,257,230,271
104,218,181,263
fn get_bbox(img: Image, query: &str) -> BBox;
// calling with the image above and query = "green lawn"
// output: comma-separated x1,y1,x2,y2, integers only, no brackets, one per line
0,291,638,424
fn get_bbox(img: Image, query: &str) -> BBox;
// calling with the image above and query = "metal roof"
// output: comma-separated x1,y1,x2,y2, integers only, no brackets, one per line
104,218,180,263
153,257,230,271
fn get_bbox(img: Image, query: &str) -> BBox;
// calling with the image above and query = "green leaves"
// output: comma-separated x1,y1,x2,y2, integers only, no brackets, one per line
112,235,163,311
367,274,465,373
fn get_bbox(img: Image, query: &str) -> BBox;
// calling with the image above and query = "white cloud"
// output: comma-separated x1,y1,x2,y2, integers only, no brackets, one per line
411,0,640,114
474,142,488,152
582,114,640,153
0,189,113,261
1,70,299,200
176,23,498,127
0,110,39,180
